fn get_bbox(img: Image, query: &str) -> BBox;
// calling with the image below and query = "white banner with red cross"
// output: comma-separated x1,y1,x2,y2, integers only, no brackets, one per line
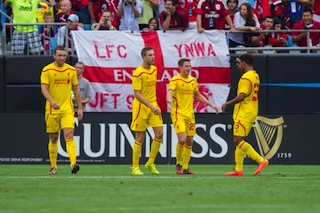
72,30,230,112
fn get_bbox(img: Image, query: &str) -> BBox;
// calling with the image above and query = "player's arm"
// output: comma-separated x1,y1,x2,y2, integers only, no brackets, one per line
166,89,173,110
134,90,160,115
41,84,60,109
194,91,218,113
221,93,246,112
73,85,83,121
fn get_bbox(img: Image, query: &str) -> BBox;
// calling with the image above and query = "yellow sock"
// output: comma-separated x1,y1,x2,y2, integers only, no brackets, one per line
238,141,264,163
132,141,143,168
234,146,245,171
182,145,192,170
176,143,184,166
146,138,162,165
65,138,77,165
48,140,58,169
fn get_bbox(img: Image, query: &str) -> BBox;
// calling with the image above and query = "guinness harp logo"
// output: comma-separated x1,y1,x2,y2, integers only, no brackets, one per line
253,116,286,160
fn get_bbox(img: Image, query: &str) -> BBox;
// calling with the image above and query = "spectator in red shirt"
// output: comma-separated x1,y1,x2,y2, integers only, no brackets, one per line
282,0,310,29
292,7,320,49
55,0,85,28
253,0,270,23
195,0,235,33
160,0,189,31
225,0,238,30
88,0,120,30
269,0,285,26
176,0,199,30
268,17,288,52
92,10,117,30
252,16,274,47
71,0,81,11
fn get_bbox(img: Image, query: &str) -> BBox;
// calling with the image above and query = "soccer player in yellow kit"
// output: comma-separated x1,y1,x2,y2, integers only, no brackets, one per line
222,53,269,176
130,46,163,175
167,58,218,174
40,45,83,175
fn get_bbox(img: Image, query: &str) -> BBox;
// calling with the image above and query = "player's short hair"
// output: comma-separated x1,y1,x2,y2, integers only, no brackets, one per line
239,54,254,66
178,58,191,67
141,46,153,57
54,45,66,54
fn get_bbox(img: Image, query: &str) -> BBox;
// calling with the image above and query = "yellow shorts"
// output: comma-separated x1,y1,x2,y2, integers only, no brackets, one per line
45,112,75,133
233,119,254,137
171,115,196,136
130,104,163,132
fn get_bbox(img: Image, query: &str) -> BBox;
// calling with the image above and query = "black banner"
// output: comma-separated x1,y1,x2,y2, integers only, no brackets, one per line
0,113,319,165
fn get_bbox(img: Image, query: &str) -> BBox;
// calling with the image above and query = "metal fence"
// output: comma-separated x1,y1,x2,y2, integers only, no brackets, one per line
227,29,320,54
2,22,69,56
1,21,320,55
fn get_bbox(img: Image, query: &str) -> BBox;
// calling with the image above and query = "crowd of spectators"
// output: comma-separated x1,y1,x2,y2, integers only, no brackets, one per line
0,0,319,55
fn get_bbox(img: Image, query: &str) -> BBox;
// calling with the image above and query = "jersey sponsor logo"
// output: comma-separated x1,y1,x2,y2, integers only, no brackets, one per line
54,79,70,84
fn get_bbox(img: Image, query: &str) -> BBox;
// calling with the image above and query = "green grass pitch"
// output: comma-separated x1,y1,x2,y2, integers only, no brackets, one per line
0,164,319,213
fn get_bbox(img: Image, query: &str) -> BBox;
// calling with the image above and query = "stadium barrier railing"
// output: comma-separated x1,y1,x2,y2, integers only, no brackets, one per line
226,29,320,54
3,22,68,55
1,23,320,55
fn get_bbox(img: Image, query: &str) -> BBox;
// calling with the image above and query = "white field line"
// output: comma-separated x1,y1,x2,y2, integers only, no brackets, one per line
1,175,316,179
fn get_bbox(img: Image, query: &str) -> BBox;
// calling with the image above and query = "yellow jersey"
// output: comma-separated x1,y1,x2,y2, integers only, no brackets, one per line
169,74,198,119
132,65,158,105
233,70,260,122
40,62,78,114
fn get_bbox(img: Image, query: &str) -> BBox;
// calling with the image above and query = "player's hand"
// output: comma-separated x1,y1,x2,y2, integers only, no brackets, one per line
50,100,60,109
167,101,172,110
210,104,219,114
151,105,161,115
77,108,83,121
221,103,227,112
